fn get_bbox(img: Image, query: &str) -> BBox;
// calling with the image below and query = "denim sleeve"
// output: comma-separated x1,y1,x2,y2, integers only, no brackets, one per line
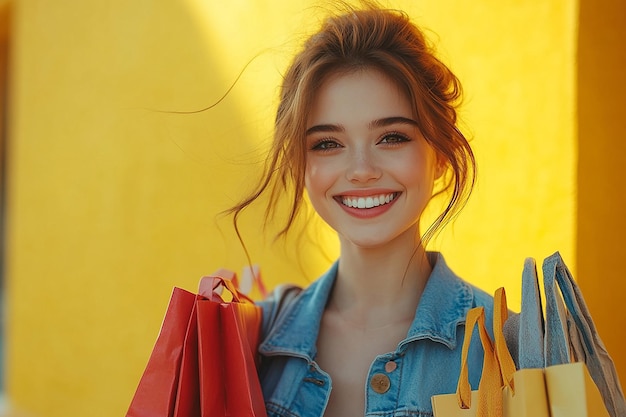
256,284,302,340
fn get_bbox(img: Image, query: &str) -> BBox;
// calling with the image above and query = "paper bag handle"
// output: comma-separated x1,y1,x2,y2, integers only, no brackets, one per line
542,252,626,416
518,258,546,369
492,287,517,393
456,307,502,416
198,275,254,304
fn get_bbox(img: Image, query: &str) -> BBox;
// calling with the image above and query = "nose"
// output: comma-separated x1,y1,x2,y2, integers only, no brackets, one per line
346,148,382,183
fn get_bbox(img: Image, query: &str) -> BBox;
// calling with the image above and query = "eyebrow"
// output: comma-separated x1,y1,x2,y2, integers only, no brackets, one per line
306,116,419,136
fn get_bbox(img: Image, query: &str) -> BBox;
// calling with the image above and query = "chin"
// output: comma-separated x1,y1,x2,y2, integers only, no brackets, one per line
339,225,421,252
341,234,397,250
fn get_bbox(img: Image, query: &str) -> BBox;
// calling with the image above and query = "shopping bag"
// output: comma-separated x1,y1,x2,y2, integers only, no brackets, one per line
126,287,198,417
171,300,201,417
431,306,503,416
197,276,266,417
493,288,550,417
432,287,550,417
544,362,608,417
544,252,625,417
126,271,267,417
519,252,624,417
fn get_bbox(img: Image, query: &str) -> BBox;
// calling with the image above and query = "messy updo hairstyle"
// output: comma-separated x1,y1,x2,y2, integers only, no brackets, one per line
229,2,476,246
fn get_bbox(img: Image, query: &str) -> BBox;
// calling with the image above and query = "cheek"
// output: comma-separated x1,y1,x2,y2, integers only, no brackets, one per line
389,150,437,191
304,158,334,195
304,162,331,219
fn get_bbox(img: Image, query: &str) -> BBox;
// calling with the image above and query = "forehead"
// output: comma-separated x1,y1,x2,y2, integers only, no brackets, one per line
307,68,413,127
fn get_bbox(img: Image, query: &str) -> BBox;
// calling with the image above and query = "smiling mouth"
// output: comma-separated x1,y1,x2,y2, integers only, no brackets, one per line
339,192,399,209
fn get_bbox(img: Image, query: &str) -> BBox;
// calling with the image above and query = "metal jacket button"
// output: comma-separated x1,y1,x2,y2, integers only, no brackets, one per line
385,360,397,373
370,373,391,394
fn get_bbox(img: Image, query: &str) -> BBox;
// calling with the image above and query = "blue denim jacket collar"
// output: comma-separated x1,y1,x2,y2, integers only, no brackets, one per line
259,252,473,361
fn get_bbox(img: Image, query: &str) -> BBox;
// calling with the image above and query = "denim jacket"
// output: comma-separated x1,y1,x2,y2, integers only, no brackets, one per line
257,252,516,417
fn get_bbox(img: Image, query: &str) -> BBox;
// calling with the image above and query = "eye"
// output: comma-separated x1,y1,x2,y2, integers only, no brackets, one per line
378,132,411,145
310,139,343,151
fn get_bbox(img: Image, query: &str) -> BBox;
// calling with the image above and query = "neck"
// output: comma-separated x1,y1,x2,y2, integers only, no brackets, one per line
330,230,433,328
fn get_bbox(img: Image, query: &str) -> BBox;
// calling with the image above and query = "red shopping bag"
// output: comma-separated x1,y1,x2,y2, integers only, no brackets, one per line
126,273,266,417
126,287,198,417
197,276,265,416
172,300,201,417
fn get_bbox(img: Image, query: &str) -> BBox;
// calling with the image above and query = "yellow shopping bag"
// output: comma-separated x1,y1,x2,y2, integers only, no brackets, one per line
431,288,550,417
544,362,608,417
432,288,550,417
431,306,502,416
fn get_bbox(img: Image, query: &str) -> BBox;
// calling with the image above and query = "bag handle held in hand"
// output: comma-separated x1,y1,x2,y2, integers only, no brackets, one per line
239,264,268,298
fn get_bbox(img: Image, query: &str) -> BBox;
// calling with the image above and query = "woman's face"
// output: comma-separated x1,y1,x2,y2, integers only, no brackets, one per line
304,69,441,249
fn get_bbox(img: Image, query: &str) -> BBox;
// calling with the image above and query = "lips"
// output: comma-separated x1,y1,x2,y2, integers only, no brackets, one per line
339,192,398,209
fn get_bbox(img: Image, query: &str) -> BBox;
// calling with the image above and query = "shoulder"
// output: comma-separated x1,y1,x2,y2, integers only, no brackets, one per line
425,252,520,362
455,270,520,365
256,261,339,342
257,283,303,338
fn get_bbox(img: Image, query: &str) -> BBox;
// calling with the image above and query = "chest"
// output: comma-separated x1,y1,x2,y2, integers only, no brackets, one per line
262,327,470,417
314,313,412,417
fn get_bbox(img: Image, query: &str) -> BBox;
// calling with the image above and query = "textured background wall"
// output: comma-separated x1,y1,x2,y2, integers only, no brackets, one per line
576,0,626,395
2,0,623,416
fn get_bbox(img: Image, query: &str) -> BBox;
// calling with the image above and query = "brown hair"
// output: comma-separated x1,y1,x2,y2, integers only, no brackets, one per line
229,3,476,246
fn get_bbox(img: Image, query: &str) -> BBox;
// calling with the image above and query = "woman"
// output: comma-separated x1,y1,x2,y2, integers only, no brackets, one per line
230,3,513,416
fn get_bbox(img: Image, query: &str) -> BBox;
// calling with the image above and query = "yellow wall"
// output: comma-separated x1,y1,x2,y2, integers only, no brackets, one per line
3,0,622,416
5,2,333,416
577,0,626,388
408,1,577,305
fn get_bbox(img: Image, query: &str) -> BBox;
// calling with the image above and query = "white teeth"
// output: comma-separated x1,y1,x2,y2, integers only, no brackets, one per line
341,193,396,209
